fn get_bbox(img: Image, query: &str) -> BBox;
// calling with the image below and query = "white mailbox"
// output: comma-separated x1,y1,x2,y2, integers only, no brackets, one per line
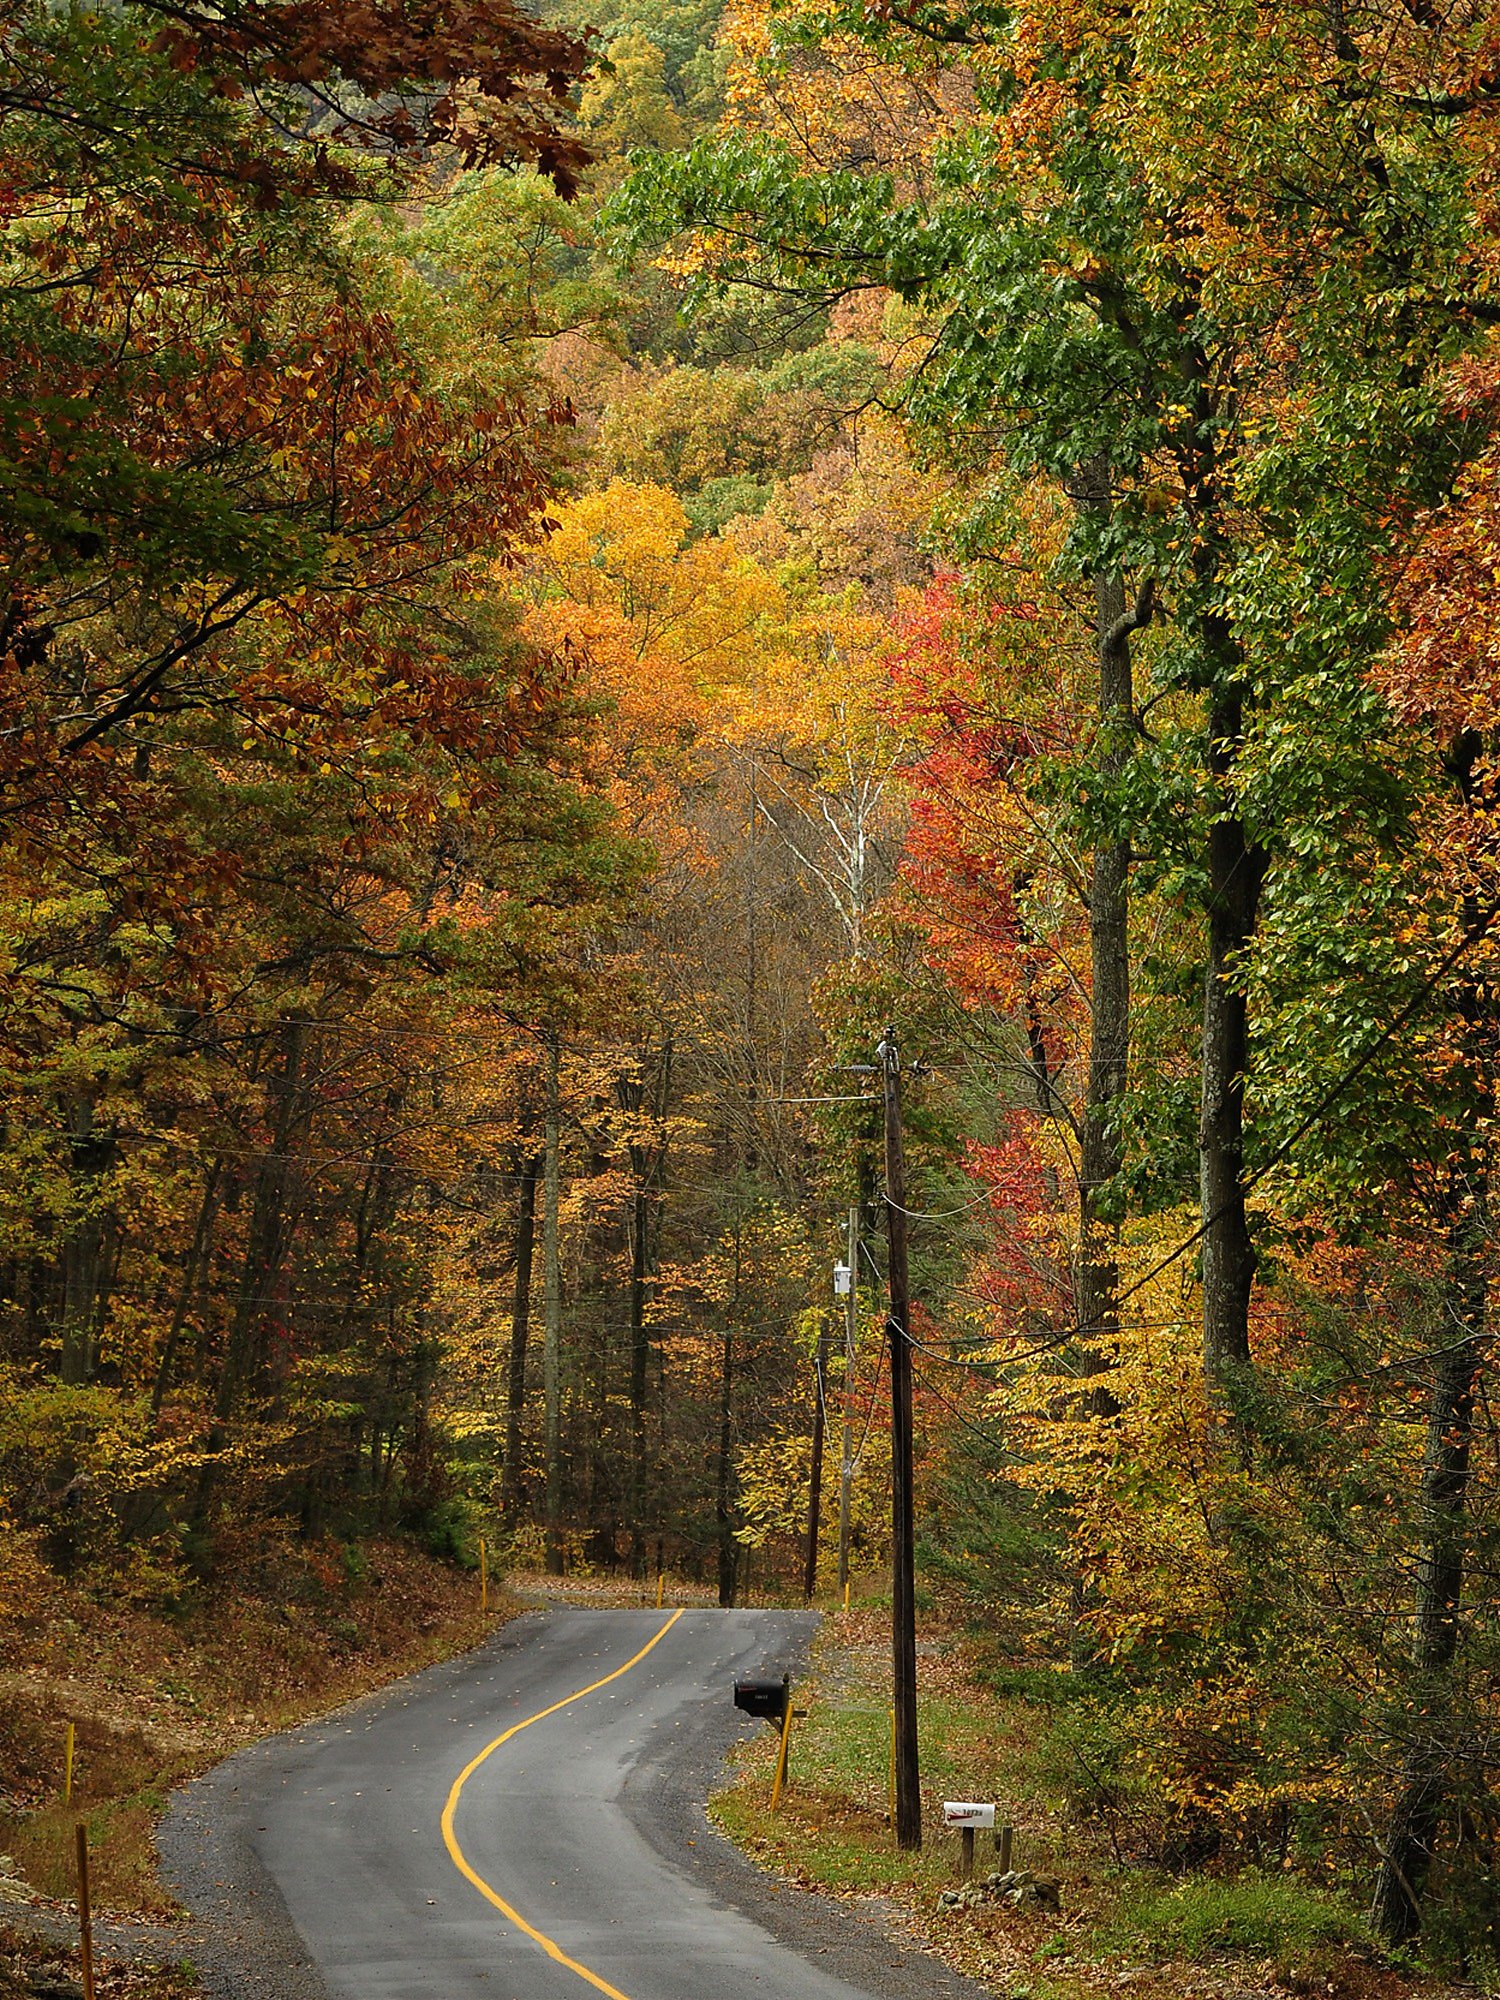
942,1801,996,1828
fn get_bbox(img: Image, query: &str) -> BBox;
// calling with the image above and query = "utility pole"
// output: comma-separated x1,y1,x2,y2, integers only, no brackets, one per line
836,1204,858,1598
804,1314,830,1599
879,1027,920,1850
543,1030,563,1575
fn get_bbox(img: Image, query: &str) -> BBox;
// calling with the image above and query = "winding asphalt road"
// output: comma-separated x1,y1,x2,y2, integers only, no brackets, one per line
160,1607,985,2000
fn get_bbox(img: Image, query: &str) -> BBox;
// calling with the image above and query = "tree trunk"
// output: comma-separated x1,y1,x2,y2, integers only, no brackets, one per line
150,1166,222,1416
623,1037,671,1572
1370,1169,1488,1940
1372,774,1490,1944
502,1154,540,1525
716,1216,741,1608
715,1320,736,1607
1068,457,1149,1382
543,1032,564,1574
804,1318,829,1600
194,1019,308,1529
1171,360,1265,1397
628,1170,651,1569
218,1018,309,1416
1199,683,1265,1390
1077,559,1145,1361
59,1097,116,1385
836,1204,858,1598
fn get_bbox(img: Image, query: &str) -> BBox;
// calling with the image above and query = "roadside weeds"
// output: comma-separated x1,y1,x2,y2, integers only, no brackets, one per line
709,1597,1452,2000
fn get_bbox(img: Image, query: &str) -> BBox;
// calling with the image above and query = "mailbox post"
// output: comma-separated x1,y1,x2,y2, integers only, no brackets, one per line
943,1801,996,1883
734,1675,794,1809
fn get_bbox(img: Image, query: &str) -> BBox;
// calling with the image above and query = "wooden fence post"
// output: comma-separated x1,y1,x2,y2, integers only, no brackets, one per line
75,1822,95,2000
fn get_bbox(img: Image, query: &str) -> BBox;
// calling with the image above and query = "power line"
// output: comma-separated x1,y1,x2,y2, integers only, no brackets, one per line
907,1333,1003,1375
883,1186,993,1221
846,1334,886,1472
1108,899,1500,1316
885,903,1500,1368
911,1357,1015,1460
906,1321,1202,1373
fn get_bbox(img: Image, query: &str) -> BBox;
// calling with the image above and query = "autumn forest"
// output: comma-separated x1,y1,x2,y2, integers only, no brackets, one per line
9,0,1500,1973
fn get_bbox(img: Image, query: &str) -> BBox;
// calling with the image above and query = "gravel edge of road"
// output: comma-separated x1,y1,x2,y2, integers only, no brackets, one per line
149,1608,553,2000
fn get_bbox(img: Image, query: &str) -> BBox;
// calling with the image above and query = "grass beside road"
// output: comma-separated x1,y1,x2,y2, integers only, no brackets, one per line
711,1594,1413,2000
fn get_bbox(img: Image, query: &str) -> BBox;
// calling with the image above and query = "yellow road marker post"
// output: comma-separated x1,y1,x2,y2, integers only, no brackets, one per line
479,1537,488,1614
655,1571,664,1608
770,1694,794,1811
63,1720,75,1806
842,1580,850,1614
442,1608,684,2000
74,1822,95,2000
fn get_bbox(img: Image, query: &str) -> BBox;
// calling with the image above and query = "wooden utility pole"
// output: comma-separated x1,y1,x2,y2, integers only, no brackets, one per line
836,1204,858,1598
880,1028,921,1850
543,1031,563,1574
804,1315,830,1599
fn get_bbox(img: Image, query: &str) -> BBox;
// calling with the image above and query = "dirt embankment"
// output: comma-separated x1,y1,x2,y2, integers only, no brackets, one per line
0,1533,509,1999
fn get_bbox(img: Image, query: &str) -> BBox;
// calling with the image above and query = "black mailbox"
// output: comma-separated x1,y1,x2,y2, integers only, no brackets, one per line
733,1675,789,1723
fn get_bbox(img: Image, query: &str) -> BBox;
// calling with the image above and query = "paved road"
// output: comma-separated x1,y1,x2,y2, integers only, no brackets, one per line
160,1607,985,2000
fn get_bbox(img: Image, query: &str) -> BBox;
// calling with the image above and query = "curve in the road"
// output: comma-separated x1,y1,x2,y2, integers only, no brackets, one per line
160,1605,989,2000
439,1609,684,2000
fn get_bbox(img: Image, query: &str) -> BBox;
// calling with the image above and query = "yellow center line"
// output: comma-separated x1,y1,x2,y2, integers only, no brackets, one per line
440,1608,686,2000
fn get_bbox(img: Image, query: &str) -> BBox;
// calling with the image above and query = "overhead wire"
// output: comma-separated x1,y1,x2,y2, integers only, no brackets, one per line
907,1333,1003,1375
1105,898,1500,1316
906,1321,1199,1374
871,901,1500,1369
881,1186,994,1221
844,1333,887,1476
911,1358,1016,1461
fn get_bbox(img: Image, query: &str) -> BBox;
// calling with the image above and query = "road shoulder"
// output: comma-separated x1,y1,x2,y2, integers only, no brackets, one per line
622,1608,990,2000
